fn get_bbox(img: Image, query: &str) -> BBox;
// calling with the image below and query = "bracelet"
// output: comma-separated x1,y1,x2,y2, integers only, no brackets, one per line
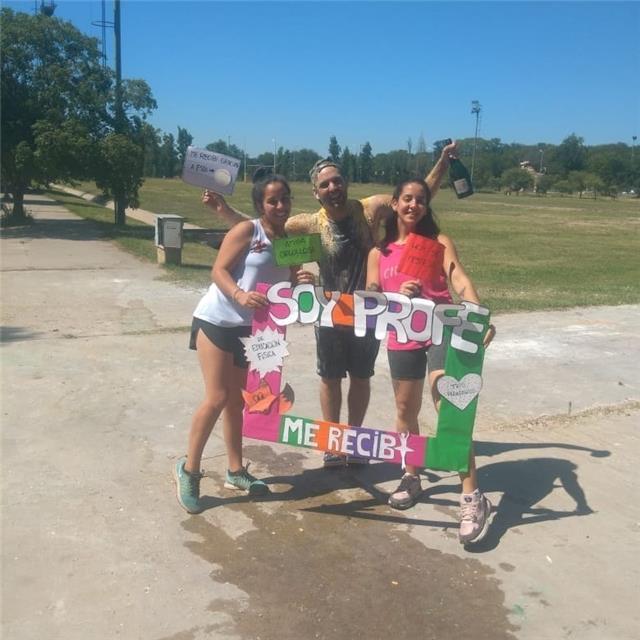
232,287,243,302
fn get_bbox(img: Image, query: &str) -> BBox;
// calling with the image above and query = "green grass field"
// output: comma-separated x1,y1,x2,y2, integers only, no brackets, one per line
54,178,640,313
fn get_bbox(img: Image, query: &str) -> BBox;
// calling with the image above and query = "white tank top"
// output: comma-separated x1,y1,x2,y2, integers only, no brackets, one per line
193,219,290,327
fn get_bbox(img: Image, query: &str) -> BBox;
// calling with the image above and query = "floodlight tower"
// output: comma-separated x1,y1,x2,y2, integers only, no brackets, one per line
273,138,277,174
39,1,56,16
633,135,637,163
113,0,126,225
92,0,113,68
471,100,482,181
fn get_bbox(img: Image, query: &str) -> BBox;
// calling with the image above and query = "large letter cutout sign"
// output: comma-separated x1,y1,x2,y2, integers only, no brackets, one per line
242,283,490,473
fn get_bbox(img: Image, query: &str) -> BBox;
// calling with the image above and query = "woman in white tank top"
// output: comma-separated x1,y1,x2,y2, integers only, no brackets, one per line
174,174,304,513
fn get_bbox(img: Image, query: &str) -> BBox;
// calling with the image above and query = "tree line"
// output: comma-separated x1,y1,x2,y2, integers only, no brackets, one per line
1,8,157,223
2,9,637,228
144,128,639,198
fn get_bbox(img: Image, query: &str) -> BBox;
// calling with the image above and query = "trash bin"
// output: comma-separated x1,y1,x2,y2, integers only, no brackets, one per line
155,214,184,265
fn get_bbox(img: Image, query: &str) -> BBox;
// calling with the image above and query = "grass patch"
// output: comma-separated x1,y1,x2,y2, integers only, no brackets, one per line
54,181,640,313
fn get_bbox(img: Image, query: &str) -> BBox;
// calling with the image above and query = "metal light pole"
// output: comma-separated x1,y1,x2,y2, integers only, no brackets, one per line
91,0,112,68
113,0,126,225
243,141,247,182
633,136,637,163
471,100,481,181
538,148,544,173
272,138,277,174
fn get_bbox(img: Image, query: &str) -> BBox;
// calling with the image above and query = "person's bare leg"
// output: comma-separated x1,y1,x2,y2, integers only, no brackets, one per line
185,330,232,475
347,375,371,426
221,364,248,473
320,376,342,423
392,377,424,476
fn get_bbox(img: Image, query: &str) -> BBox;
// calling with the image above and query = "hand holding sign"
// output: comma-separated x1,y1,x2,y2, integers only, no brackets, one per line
202,189,227,211
398,233,445,283
398,279,422,298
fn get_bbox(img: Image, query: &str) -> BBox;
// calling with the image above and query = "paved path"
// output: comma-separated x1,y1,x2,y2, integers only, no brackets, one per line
51,183,205,229
2,194,639,640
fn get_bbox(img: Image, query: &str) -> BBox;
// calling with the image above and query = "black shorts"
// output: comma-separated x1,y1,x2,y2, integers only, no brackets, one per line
387,340,447,380
315,325,380,379
189,317,251,369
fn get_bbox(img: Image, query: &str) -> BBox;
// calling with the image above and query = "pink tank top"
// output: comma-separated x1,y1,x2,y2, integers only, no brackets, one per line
378,240,452,350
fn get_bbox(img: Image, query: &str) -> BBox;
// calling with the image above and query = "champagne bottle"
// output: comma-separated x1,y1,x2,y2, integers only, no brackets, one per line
444,138,474,199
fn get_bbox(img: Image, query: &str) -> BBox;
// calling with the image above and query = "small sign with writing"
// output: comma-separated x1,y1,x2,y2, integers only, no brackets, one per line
239,327,289,377
181,146,241,195
398,233,444,282
437,373,483,411
273,234,323,266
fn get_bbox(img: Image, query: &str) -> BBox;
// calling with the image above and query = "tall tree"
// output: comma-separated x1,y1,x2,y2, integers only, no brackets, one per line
341,147,353,182
100,77,155,219
416,133,427,154
501,167,534,192
295,148,321,182
141,123,162,177
95,133,145,208
1,8,110,220
328,136,341,162
0,8,155,224
551,133,587,176
277,147,291,177
359,142,373,183
176,126,193,166
159,133,178,178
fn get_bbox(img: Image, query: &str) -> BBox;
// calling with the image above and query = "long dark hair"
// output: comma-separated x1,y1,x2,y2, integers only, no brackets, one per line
251,172,291,215
380,178,440,254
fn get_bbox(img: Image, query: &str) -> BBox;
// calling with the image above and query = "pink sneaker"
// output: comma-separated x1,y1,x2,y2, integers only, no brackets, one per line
459,489,492,544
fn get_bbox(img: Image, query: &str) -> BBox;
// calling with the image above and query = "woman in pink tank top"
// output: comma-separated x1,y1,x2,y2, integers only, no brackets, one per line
366,178,495,545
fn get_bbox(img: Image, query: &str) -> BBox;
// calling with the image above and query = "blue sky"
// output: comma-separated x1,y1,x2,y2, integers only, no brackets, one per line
5,1,640,156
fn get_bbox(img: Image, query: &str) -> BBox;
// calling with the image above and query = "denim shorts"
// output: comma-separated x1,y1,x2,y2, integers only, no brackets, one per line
315,325,381,379
189,317,251,368
387,340,447,380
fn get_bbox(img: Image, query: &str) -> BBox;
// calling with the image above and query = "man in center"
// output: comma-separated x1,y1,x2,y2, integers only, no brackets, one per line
284,143,457,466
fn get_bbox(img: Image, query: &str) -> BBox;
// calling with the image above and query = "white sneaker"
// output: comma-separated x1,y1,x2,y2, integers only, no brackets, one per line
459,489,492,544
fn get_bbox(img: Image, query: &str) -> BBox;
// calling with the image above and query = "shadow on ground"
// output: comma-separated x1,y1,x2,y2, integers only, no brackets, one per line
188,441,610,553
0,326,44,344
174,445,523,640
192,439,607,555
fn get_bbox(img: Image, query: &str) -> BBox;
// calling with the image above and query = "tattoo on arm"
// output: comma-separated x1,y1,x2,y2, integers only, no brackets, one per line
367,282,381,292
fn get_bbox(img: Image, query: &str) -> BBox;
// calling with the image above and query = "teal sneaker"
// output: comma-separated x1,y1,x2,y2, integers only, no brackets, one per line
224,464,270,496
173,456,203,514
